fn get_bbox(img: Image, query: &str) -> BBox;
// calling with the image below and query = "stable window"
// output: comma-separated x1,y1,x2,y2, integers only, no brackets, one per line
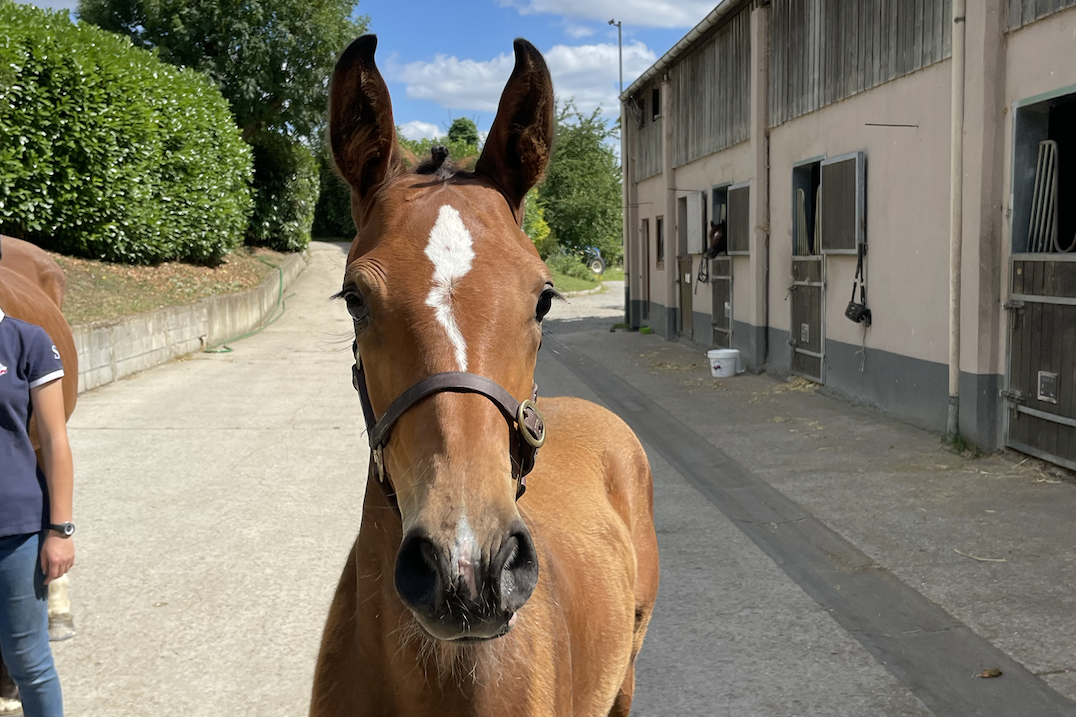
1012,91,1076,253
656,216,665,267
792,159,822,256
819,152,866,254
727,182,750,255
651,87,661,121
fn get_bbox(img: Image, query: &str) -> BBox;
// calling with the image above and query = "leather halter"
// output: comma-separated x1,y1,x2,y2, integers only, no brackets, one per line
351,356,546,513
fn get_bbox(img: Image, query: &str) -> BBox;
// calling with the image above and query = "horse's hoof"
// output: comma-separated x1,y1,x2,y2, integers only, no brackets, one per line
0,695,23,717
47,615,76,642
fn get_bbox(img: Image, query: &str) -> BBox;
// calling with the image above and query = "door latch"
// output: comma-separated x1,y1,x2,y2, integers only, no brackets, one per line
999,388,1025,405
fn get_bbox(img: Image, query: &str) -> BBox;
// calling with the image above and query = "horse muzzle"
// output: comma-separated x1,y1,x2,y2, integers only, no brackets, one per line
394,522,539,641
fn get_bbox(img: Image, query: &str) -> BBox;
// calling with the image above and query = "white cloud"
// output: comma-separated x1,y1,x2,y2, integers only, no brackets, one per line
499,0,717,29
564,24,596,38
391,41,657,116
398,120,445,141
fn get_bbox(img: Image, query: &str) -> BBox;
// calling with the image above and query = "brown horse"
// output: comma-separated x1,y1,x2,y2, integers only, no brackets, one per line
309,36,660,717
0,236,79,714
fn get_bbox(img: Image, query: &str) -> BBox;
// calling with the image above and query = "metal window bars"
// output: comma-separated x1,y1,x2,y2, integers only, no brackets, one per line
1027,140,1074,253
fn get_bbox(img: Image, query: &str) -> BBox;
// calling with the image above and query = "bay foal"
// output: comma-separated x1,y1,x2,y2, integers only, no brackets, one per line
310,36,659,716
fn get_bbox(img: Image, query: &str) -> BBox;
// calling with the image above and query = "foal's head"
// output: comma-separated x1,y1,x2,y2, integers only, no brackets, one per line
330,36,555,642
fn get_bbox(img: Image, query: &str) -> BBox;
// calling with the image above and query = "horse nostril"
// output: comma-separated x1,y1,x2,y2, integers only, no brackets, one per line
493,527,539,613
395,531,444,613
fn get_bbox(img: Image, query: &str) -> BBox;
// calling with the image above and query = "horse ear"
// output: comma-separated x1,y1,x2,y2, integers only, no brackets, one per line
475,39,554,218
329,35,401,207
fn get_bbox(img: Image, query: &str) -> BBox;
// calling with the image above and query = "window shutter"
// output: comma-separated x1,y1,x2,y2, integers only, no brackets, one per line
727,183,751,255
820,152,866,253
686,191,706,254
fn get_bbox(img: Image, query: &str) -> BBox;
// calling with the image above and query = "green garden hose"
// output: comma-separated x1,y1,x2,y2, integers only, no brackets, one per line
204,256,294,353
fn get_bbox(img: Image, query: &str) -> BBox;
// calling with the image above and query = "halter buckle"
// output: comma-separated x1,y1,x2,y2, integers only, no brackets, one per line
517,399,546,449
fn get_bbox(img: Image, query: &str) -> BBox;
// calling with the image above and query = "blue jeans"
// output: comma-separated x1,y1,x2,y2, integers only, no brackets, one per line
0,533,63,717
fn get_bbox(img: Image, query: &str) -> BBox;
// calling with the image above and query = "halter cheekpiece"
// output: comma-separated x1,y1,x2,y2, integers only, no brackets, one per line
351,355,546,513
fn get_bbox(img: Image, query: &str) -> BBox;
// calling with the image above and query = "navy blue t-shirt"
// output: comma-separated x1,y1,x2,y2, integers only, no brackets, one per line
0,307,65,537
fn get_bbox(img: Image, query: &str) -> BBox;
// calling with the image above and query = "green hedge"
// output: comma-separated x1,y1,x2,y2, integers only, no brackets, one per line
246,132,317,253
0,2,253,264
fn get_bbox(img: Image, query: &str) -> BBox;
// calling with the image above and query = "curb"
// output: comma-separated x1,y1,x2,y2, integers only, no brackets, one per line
71,251,309,393
562,284,606,298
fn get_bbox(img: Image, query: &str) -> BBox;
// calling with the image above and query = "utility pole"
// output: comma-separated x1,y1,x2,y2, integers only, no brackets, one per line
608,19,623,95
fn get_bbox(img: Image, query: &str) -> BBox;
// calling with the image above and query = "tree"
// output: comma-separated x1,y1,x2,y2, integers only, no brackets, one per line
538,101,622,263
447,117,480,148
79,0,367,252
78,0,368,142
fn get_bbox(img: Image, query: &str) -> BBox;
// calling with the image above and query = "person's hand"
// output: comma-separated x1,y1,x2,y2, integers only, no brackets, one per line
40,534,75,584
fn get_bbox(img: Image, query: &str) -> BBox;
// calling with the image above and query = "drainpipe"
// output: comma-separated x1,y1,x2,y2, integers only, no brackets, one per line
621,98,631,327
948,0,966,439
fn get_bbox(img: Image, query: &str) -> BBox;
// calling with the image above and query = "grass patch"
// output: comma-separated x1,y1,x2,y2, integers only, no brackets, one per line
54,246,290,325
550,271,600,292
601,266,624,281
944,433,984,458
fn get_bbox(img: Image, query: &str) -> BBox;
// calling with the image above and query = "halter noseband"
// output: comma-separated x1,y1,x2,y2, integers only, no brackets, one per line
351,357,546,513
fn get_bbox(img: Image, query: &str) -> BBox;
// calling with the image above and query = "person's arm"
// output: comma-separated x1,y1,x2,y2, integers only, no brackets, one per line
31,378,75,583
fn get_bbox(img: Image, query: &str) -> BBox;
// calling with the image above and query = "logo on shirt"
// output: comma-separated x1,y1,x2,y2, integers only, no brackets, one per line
52,345,60,360
0,363,6,377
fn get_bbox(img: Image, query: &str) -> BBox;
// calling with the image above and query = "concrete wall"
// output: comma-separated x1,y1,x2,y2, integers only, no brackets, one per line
73,252,308,393
769,60,953,363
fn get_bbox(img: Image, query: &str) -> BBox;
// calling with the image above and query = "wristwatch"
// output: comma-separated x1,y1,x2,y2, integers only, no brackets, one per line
48,522,75,538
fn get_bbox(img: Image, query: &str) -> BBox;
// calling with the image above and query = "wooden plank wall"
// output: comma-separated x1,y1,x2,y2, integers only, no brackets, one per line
769,0,953,128
632,85,663,181
1008,0,1076,30
671,9,752,168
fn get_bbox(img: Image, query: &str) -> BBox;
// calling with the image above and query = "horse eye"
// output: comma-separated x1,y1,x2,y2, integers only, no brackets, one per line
345,292,369,324
536,288,557,322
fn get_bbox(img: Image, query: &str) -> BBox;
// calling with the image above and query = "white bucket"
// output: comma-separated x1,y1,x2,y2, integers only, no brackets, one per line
707,348,739,378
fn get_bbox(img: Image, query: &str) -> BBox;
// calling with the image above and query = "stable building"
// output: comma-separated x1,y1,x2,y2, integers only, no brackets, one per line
620,0,1076,467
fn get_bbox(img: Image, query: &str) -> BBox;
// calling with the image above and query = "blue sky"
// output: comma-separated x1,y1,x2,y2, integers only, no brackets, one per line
24,0,721,140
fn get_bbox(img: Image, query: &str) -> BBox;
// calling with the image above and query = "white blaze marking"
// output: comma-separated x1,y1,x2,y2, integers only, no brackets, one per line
424,205,475,372
454,516,479,601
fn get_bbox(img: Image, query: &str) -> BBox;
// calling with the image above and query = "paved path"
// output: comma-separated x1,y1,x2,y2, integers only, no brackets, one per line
57,243,366,716
54,243,1076,715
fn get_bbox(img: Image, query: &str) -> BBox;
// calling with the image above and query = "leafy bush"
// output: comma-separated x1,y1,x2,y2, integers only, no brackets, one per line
246,133,318,252
546,250,594,282
311,144,355,239
523,188,557,258
0,2,253,264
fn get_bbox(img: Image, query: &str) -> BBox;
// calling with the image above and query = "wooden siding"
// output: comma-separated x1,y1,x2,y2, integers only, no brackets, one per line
769,0,952,127
671,10,752,168
1008,0,1076,30
631,87,663,181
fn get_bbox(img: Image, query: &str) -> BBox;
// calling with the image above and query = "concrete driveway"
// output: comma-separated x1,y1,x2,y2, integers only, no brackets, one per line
56,242,366,716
